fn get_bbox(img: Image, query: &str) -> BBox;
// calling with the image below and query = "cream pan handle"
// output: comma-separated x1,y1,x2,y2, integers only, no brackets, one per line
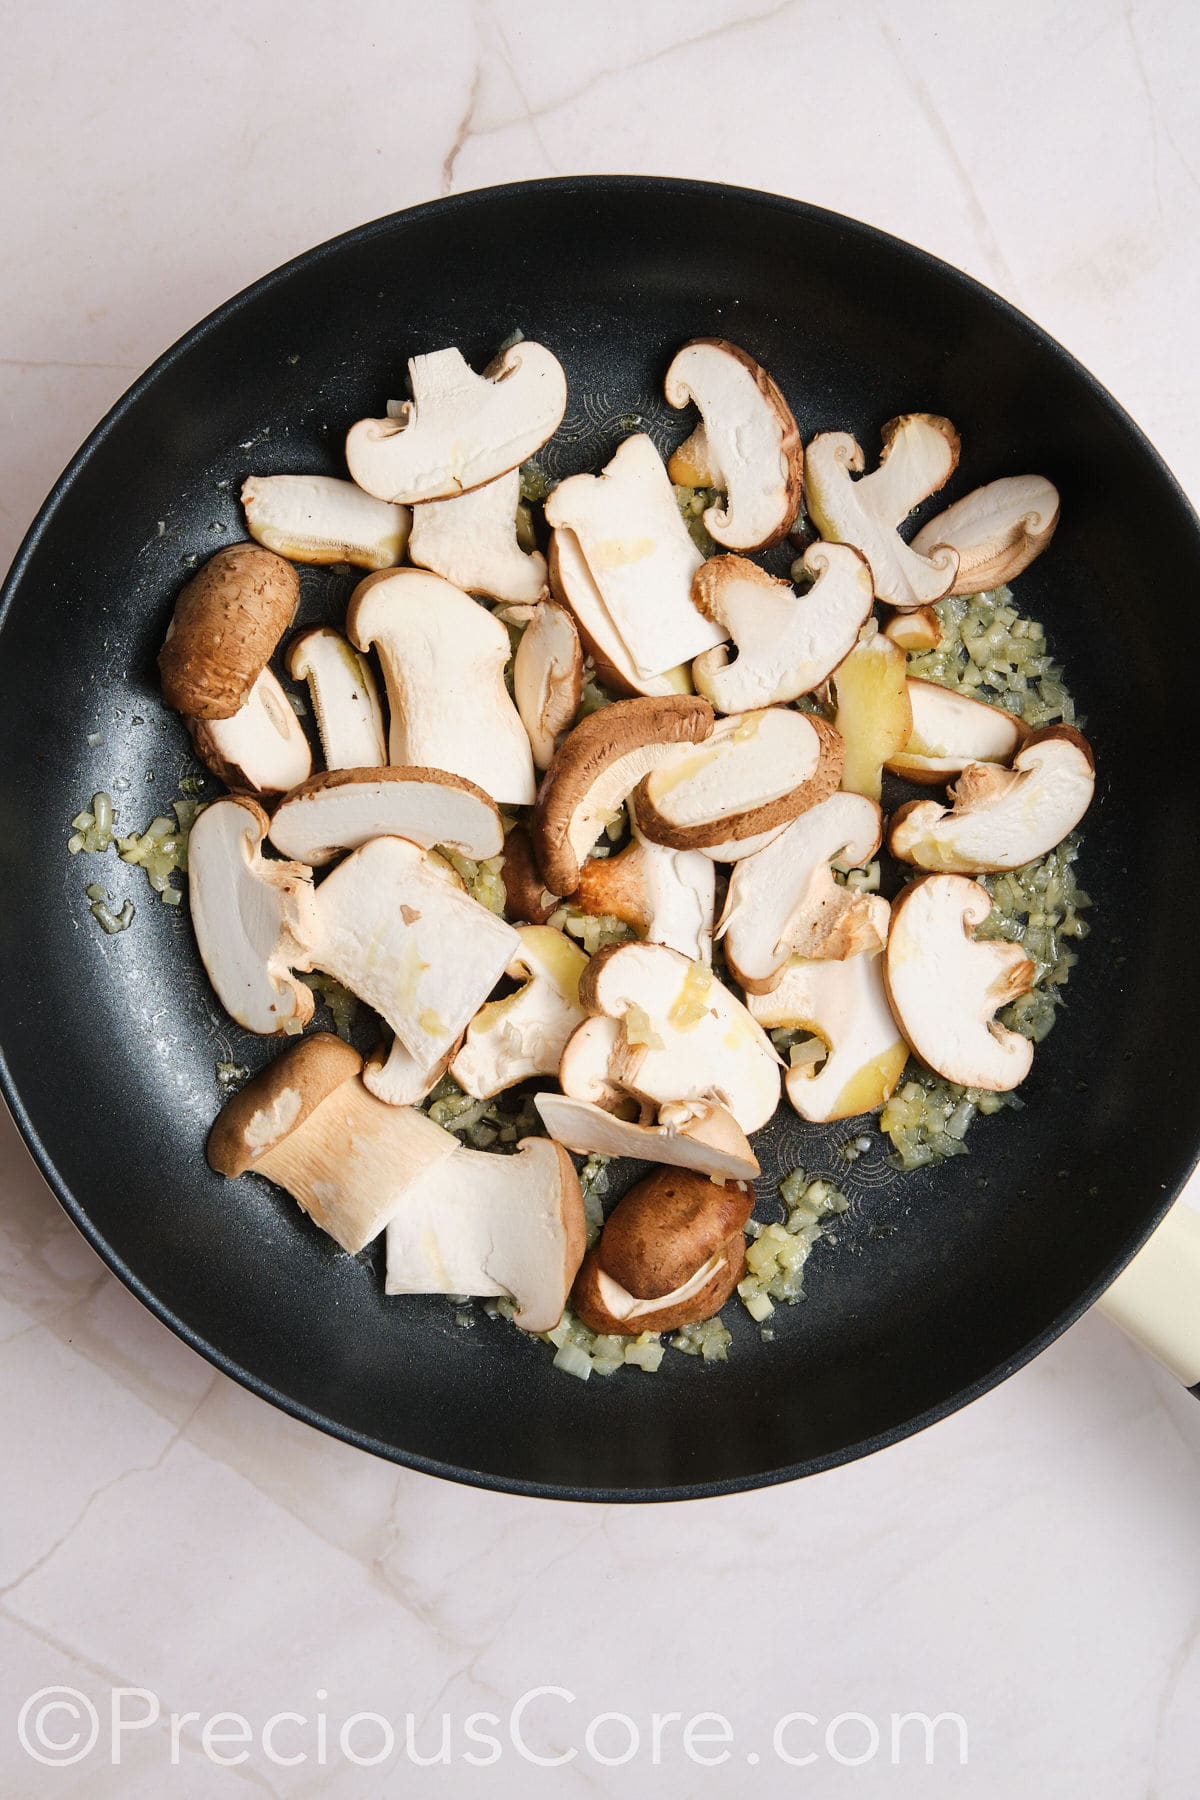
1097,1198,1200,1389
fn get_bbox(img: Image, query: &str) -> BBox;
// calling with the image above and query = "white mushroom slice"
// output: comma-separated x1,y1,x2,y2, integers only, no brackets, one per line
362,1038,457,1108
508,599,584,769
301,837,519,1074
634,707,844,853
346,341,567,504
535,1092,760,1182
719,793,884,991
912,475,1060,596
573,806,715,962
558,1015,634,1115
578,941,781,1135
241,474,410,571
831,631,912,804
207,1035,460,1254
190,667,313,795
285,628,387,771
886,680,1027,785
450,926,588,1099
347,569,535,806
544,434,724,678
188,796,317,1035
693,822,787,864
268,767,502,867
690,544,873,713
385,1137,585,1333
548,528,693,698
533,695,714,896
806,416,961,608
884,875,1035,1091
889,726,1095,872
663,339,804,551
747,908,909,1122
883,605,941,652
408,470,549,604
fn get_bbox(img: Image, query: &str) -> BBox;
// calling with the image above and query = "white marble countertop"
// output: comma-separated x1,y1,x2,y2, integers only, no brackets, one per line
3,3,1200,1793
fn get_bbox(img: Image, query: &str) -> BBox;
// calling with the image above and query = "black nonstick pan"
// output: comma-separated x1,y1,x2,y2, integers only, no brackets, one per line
2,177,1197,1502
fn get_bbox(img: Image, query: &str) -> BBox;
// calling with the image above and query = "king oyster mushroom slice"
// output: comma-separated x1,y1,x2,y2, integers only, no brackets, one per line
159,543,299,720
574,940,782,1135
548,528,694,698
663,339,804,552
385,1137,586,1334
633,706,844,854
544,434,725,679
885,679,1027,785
408,469,549,604
190,666,313,795
345,340,568,504
450,925,588,1100
535,1091,760,1182
268,766,502,868
805,415,961,609
690,544,874,714
207,1034,460,1254
286,628,387,771
347,568,535,807
533,694,714,897
241,474,410,571
831,630,912,804
911,474,1060,596
719,792,885,992
746,900,909,1123
572,800,715,962
188,796,317,1036
504,598,584,770
884,875,1035,1091
889,725,1095,872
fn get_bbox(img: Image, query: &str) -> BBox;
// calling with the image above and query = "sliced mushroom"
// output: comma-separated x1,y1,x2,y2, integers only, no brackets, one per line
889,726,1095,872
499,821,558,924
207,1034,461,1253
746,907,909,1122
572,1168,754,1335
572,803,715,962
663,339,803,551
268,766,502,867
286,628,387,771
886,679,1027,785
450,925,588,1099
188,796,317,1035
831,631,912,803
241,474,410,571
362,1038,460,1109
189,667,313,795
548,528,694,698
408,469,549,603
884,875,1035,1091
883,605,942,652
534,1091,760,1181
507,599,584,769
385,1137,585,1334
805,416,960,608
544,434,725,679
690,545,873,714
558,1015,633,1115
347,569,535,806
159,543,299,719
634,707,844,853
693,822,787,864
532,694,714,896
719,792,885,992
345,341,567,504
911,475,1060,596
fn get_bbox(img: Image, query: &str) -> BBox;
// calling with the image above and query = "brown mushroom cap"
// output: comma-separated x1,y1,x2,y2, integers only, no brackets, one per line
159,543,299,719
207,1034,362,1177
499,822,558,925
600,1168,755,1299
571,1228,747,1336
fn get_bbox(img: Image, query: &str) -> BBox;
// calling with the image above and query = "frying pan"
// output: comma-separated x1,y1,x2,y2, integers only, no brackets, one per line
2,177,1198,1503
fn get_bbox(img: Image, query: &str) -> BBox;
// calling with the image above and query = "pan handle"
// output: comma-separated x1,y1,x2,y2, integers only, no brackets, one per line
1096,1198,1200,1393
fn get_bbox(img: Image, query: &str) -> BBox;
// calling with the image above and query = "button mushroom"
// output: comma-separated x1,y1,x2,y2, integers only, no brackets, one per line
663,339,803,551
450,925,588,1099
347,569,535,807
506,599,584,770
885,679,1027,785
188,796,317,1035
889,725,1095,872
534,1091,760,1181
159,542,299,719
285,627,387,771
408,469,549,603
884,875,1035,1091
719,792,885,992
189,667,313,795
268,766,503,868
572,801,715,962
690,544,874,713
830,630,913,803
241,474,410,570
548,527,695,698
805,415,961,608
571,1168,755,1335
345,341,568,503
911,474,1060,596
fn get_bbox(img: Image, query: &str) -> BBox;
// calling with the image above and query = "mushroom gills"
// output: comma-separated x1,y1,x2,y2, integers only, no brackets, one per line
242,474,410,570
